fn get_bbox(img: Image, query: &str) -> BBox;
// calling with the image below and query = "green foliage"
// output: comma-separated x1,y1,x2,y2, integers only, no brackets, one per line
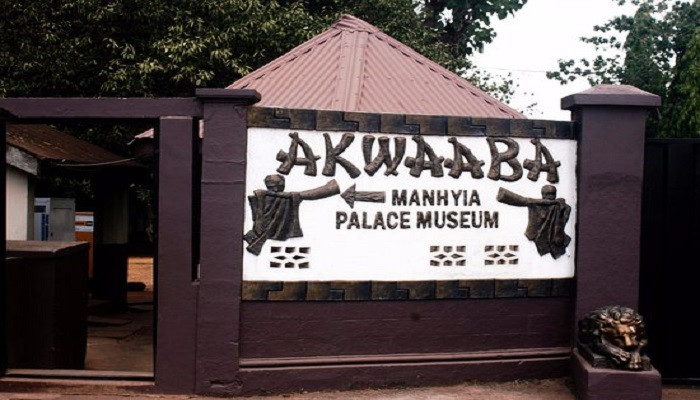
659,27,700,137
0,0,321,97
620,5,670,98
1,0,527,99
421,0,527,56
546,0,675,88
546,0,700,137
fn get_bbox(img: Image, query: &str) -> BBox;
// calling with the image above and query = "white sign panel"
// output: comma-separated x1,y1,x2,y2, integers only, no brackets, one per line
243,128,577,282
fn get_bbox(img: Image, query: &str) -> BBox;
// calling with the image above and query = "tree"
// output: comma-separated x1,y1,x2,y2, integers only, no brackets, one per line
0,1,322,98
421,0,528,57
660,27,700,137
1,0,527,97
546,0,699,137
620,4,669,100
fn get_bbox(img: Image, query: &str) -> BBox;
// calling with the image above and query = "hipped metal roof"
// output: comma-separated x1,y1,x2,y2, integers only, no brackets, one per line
230,14,523,119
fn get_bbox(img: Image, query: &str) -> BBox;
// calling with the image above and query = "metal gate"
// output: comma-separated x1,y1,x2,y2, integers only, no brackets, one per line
641,138,700,384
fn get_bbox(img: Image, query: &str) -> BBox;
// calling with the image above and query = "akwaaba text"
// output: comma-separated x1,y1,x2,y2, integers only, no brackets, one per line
275,132,561,182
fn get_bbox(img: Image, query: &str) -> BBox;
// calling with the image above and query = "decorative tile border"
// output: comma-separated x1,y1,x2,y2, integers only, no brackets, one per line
242,278,573,301
247,107,575,139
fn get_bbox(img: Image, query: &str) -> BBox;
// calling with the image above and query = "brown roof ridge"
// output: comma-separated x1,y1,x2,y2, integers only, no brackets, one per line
333,26,369,111
331,14,380,33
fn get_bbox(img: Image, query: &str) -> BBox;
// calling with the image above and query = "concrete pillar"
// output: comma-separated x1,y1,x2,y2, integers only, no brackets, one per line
194,89,259,396
562,84,660,323
562,84,661,400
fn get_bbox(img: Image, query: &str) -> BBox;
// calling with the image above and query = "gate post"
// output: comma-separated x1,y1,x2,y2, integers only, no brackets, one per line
562,84,660,324
156,116,198,392
195,89,259,395
562,84,661,400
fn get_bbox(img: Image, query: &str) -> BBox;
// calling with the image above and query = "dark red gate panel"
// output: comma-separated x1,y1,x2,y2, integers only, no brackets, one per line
641,139,700,383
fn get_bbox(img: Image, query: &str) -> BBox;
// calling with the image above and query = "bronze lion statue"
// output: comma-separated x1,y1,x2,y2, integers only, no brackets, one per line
578,305,650,371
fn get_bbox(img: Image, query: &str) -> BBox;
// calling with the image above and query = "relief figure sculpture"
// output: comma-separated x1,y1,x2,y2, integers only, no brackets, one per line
244,174,339,255
496,185,571,259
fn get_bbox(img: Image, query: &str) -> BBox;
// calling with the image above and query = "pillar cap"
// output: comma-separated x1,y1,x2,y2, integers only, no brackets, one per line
195,88,261,105
561,84,661,110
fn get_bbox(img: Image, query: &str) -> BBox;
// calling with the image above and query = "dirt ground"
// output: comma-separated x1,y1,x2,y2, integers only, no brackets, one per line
84,257,154,373
127,257,154,292
0,378,573,399
1,378,699,400
85,296,153,373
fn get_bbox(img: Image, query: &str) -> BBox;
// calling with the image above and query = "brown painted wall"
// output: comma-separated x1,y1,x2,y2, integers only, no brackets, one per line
241,298,571,359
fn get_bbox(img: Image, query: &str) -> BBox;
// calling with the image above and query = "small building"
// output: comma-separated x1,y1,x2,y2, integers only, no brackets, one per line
6,124,144,239
5,123,147,308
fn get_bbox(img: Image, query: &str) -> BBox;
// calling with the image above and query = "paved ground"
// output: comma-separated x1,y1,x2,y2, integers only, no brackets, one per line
1,378,699,400
85,257,154,373
85,302,153,373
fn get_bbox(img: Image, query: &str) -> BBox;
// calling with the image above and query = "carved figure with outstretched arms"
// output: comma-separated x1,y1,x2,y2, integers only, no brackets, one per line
496,185,571,259
244,174,340,255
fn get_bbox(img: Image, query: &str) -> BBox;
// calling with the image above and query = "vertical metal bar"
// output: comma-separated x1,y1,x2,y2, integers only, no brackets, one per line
156,116,198,392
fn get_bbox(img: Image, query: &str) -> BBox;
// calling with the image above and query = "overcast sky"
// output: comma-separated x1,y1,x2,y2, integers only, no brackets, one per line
471,0,638,120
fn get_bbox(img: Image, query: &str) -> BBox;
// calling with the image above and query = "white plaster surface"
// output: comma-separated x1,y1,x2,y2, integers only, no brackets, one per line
243,128,577,281
6,167,30,240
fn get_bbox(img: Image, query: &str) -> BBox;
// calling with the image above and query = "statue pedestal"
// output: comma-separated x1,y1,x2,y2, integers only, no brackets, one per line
571,349,661,400
577,343,652,370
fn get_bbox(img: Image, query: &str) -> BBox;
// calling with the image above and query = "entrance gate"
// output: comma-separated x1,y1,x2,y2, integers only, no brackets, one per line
1,85,663,398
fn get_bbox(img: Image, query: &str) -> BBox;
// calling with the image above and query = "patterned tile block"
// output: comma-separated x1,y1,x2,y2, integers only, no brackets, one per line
484,245,519,265
430,245,467,267
269,246,310,269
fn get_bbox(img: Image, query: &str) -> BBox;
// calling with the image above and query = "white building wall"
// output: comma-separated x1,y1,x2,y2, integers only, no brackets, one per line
6,166,32,240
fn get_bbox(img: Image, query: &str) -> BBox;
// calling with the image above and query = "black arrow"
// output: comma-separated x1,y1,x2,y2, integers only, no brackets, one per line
341,184,386,208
